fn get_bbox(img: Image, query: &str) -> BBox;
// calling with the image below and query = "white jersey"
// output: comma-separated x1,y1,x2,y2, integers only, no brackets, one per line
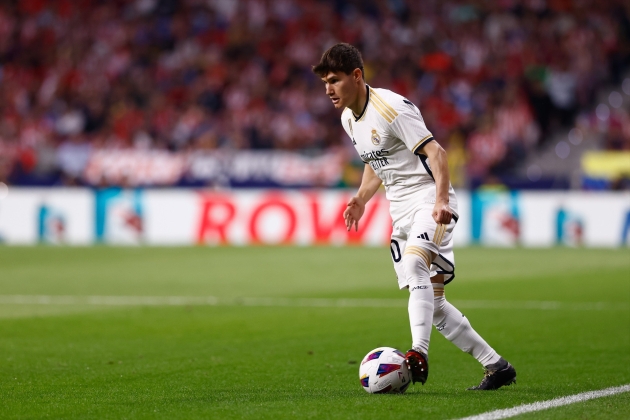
341,86,458,227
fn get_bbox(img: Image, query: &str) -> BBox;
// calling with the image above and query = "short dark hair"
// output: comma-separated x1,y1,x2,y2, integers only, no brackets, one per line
312,43,364,78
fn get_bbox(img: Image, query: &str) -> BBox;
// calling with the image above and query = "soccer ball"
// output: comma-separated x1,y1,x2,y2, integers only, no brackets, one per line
359,347,412,394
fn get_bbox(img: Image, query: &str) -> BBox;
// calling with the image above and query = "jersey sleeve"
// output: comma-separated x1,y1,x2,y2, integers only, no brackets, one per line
389,99,434,155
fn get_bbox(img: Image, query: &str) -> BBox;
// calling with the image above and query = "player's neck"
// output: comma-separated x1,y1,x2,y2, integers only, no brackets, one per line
349,82,369,117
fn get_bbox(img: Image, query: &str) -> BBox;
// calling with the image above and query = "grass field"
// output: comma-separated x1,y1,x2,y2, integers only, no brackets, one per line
0,246,629,419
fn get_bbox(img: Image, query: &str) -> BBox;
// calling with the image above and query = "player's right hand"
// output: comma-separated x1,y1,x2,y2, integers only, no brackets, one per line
432,201,452,225
344,196,366,231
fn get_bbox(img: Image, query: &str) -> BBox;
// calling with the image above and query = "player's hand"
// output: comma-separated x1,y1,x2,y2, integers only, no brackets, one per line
344,196,366,231
432,201,452,225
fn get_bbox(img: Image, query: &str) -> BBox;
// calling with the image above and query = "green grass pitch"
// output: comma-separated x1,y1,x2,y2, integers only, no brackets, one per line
0,246,629,419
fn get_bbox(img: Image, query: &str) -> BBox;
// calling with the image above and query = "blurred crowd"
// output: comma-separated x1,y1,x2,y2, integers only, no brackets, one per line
0,0,628,187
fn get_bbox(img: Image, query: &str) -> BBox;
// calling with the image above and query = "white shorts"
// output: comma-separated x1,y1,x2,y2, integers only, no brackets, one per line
389,207,457,290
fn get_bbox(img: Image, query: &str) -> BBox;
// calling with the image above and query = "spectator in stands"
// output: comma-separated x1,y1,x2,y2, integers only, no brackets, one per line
467,115,506,179
546,56,579,128
56,134,92,185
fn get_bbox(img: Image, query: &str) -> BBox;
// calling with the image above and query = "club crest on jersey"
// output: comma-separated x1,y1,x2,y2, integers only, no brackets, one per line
371,129,381,145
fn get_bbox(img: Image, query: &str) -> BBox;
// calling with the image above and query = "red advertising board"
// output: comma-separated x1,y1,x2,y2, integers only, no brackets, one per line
189,190,393,246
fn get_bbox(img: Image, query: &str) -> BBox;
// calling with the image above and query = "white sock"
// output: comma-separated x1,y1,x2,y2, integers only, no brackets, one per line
432,284,501,366
403,249,434,355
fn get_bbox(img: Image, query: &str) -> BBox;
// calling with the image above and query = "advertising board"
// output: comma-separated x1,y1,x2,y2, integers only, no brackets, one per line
0,188,627,247
0,189,93,245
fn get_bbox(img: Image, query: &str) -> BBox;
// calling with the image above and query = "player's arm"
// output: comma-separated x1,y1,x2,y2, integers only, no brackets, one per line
417,141,452,225
344,164,382,231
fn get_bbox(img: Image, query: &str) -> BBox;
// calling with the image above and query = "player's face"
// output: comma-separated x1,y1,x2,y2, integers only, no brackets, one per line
321,71,359,110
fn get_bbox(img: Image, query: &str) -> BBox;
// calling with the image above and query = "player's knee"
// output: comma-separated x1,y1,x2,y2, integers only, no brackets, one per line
402,246,431,275
402,249,432,295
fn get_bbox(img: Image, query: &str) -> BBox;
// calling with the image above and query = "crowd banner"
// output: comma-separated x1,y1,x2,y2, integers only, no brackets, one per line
0,188,628,247
187,150,346,188
83,150,187,187
82,150,346,188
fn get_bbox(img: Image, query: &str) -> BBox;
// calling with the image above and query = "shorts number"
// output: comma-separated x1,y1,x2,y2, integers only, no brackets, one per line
390,239,402,263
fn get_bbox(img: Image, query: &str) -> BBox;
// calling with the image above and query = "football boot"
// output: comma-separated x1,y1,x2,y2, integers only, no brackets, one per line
405,349,429,385
468,358,516,390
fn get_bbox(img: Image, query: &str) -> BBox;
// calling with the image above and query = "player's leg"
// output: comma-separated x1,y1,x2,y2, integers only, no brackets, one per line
403,243,432,385
397,210,448,384
402,211,441,357
404,244,433,357
431,274,500,366
390,232,430,385
430,235,516,390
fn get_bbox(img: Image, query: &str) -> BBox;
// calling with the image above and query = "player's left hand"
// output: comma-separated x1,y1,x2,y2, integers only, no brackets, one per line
432,202,452,225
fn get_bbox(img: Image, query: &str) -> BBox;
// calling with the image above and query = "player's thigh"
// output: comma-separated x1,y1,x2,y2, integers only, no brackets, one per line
389,235,408,290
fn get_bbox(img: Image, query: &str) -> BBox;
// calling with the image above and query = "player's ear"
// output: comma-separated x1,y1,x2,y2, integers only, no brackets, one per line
353,68,362,83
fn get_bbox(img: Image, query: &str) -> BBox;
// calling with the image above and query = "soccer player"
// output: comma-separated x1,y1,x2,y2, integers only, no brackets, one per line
312,43,516,390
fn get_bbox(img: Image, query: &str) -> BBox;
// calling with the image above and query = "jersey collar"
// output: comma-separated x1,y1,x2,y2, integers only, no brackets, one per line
352,84,370,122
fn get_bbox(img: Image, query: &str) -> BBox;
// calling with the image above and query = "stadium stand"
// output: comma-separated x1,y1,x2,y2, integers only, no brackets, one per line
0,0,628,188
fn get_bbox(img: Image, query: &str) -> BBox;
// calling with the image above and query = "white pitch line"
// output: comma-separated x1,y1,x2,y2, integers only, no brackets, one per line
457,384,630,420
0,295,405,307
453,300,629,311
0,295,627,310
